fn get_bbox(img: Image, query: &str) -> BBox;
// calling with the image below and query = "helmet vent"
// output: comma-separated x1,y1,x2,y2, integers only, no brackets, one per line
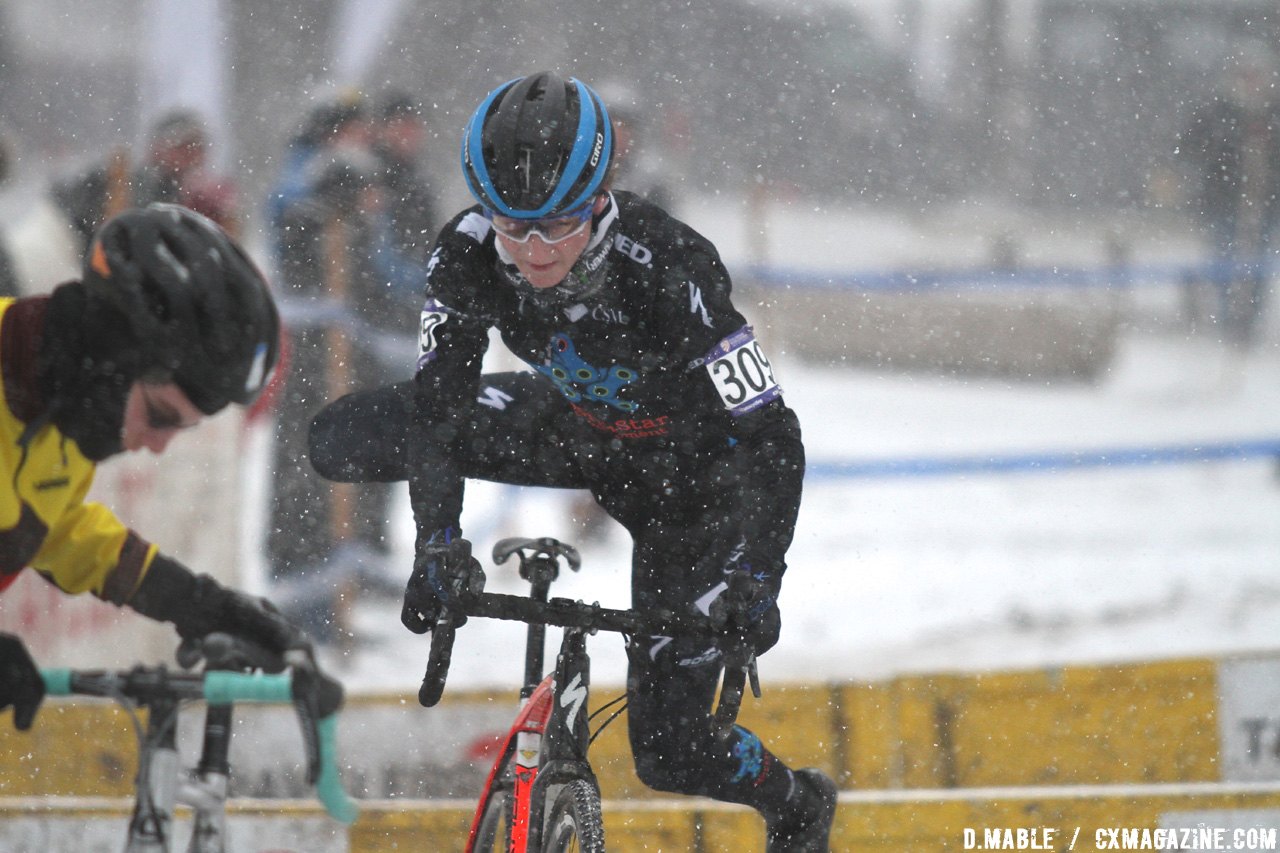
154,241,191,283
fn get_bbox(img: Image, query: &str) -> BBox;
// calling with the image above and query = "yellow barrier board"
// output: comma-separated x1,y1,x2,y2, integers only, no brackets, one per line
0,654,1240,804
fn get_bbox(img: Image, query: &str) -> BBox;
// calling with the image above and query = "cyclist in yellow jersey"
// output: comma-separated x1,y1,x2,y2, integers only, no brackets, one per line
0,203,324,732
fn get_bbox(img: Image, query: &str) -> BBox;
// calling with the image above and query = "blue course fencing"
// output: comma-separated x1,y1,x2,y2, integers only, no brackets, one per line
743,256,1270,293
807,438,1280,481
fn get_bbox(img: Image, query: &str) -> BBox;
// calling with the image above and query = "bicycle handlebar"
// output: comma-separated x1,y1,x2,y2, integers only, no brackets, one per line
40,666,359,825
418,587,756,738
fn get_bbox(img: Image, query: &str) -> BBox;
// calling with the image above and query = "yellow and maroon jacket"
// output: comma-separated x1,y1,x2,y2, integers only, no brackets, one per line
0,296,156,600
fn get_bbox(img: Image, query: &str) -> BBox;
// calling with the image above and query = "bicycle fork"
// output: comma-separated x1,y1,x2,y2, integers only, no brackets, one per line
125,701,234,853
125,698,180,853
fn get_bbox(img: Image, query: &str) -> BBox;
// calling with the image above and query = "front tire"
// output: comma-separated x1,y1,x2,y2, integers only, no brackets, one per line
473,785,514,852
542,779,604,853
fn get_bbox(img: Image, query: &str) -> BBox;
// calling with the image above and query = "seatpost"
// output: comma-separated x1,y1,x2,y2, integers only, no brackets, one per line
520,555,558,697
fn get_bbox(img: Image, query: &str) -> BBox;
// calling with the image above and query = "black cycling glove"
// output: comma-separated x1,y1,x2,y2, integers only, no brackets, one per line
130,554,314,671
709,568,782,657
0,633,45,731
401,529,485,634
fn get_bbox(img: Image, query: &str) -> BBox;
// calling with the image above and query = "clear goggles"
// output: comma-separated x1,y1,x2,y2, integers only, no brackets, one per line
485,203,593,245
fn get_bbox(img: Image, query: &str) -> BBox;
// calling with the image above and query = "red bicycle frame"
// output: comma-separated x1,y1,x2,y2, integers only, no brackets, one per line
466,674,554,852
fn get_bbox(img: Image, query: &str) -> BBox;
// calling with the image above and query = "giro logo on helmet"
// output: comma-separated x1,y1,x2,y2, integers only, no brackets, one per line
589,132,605,168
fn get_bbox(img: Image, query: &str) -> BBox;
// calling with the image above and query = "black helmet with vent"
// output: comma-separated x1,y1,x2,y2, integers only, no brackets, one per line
81,203,279,415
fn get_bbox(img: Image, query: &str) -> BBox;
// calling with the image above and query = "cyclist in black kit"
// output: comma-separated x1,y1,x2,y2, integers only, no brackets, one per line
309,71,836,851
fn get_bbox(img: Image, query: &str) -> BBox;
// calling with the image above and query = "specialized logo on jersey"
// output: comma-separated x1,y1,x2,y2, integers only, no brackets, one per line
476,385,514,410
687,281,712,327
417,298,451,368
534,333,637,413
704,325,781,416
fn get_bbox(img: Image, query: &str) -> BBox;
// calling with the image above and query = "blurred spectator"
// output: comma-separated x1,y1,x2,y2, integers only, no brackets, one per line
1177,41,1280,350
266,92,422,647
266,90,371,257
596,80,678,212
52,109,240,256
0,128,10,187
0,128,17,297
136,111,240,236
0,109,241,299
371,89,438,325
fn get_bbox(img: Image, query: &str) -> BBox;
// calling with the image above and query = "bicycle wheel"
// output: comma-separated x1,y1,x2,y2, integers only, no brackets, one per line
473,784,514,852
542,778,605,853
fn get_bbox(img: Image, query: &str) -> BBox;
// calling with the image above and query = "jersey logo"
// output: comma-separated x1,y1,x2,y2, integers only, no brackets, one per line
476,386,515,410
424,247,442,279
417,298,450,368
704,326,781,416
34,477,70,492
613,233,652,265
730,729,769,785
534,333,637,412
687,281,712,327
646,636,674,660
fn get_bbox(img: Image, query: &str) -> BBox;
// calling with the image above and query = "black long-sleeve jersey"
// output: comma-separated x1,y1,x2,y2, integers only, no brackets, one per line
409,191,804,575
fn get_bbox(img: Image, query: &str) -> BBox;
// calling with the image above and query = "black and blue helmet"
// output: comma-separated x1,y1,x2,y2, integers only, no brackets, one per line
461,72,613,219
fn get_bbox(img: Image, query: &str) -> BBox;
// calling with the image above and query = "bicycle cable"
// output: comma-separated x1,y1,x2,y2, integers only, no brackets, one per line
132,690,197,848
587,692,629,746
107,684,170,846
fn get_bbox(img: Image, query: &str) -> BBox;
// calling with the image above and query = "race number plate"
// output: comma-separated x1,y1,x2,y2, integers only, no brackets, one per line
704,326,781,416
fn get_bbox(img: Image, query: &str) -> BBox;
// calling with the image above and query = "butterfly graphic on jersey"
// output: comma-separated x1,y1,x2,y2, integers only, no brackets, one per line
534,333,637,412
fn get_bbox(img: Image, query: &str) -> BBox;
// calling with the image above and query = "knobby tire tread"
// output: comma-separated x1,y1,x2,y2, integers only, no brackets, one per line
543,778,605,853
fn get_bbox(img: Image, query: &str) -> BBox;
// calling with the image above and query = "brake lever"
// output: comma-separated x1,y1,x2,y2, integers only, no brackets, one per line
418,565,483,707
289,663,344,786
418,611,457,707
712,633,759,740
